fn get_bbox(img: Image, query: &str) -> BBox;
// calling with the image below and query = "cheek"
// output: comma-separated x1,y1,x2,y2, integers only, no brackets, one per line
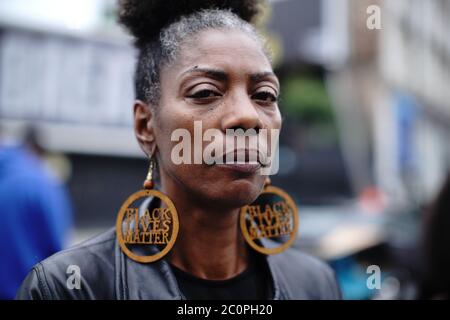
153,107,182,165
153,105,203,183
270,107,282,129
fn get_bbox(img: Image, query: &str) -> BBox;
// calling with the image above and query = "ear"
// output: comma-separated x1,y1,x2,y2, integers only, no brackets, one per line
134,100,156,157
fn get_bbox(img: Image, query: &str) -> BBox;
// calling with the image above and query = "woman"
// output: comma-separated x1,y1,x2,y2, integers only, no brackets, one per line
17,0,341,300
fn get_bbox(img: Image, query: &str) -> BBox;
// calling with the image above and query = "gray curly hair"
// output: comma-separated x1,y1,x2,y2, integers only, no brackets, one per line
135,9,268,106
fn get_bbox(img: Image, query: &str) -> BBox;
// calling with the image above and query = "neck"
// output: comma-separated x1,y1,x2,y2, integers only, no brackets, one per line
160,177,249,280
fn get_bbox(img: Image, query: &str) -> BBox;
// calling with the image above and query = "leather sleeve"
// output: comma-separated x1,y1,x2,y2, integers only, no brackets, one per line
15,232,117,300
15,265,51,300
322,263,343,300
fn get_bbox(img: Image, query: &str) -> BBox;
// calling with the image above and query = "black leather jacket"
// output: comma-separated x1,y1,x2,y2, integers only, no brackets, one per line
16,228,341,300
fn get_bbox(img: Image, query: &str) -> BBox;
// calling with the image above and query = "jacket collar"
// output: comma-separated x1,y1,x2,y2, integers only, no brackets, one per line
113,195,289,300
114,237,290,300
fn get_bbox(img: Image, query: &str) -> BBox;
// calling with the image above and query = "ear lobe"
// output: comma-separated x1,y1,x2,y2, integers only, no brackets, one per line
134,100,156,156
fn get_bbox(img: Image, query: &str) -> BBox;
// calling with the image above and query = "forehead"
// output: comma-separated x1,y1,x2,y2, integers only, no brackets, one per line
167,28,273,76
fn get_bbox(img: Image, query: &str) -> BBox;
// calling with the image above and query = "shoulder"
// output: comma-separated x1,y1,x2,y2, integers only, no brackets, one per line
268,246,342,300
16,228,117,300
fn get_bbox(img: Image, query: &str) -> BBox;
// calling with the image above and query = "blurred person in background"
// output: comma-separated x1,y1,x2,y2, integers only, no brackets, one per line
0,126,73,299
420,173,450,300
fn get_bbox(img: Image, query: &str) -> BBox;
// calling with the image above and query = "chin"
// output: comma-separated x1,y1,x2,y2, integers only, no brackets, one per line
218,178,262,207
181,166,265,208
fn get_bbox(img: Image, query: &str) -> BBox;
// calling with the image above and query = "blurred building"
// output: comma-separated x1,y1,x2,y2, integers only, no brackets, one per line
320,0,450,209
0,0,146,231
267,0,450,299
379,0,450,205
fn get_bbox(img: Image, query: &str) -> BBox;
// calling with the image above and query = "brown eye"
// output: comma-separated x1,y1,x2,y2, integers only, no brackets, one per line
252,91,278,103
187,89,221,99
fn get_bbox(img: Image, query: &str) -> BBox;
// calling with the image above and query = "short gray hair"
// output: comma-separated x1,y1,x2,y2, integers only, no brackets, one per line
135,9,267,106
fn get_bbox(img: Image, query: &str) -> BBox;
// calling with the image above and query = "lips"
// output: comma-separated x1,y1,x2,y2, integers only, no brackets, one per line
216,162,261,173
222,148,257,164
212,148,270,173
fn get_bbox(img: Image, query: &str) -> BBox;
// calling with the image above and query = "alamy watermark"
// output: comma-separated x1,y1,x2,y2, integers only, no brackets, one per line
170,121,280,175
366,264,381,290
366,5,382,30
66,265,81,290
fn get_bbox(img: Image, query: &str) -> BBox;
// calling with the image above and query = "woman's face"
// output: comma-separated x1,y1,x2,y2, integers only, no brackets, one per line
141,28,282,208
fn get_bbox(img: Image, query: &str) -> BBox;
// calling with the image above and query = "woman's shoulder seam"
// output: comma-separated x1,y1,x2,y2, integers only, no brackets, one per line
33,263,53,300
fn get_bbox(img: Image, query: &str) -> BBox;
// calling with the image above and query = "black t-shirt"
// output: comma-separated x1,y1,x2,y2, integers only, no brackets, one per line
170,251,273,300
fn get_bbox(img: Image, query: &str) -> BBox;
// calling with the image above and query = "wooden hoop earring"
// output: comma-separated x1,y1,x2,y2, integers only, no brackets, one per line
116,156,179,263
239,178,299,255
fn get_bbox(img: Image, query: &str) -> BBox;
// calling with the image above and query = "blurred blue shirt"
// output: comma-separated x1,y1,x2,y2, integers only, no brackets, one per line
0,143,72,299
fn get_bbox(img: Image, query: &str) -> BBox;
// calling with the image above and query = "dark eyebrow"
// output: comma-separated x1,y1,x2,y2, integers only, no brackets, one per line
250,72,279,88
181,67,279,88
181,67,228,81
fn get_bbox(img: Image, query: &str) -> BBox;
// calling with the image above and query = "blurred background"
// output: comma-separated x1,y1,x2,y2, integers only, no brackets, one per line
0,0,449,300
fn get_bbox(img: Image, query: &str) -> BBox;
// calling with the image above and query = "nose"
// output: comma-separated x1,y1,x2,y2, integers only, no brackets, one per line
220,90,262,132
